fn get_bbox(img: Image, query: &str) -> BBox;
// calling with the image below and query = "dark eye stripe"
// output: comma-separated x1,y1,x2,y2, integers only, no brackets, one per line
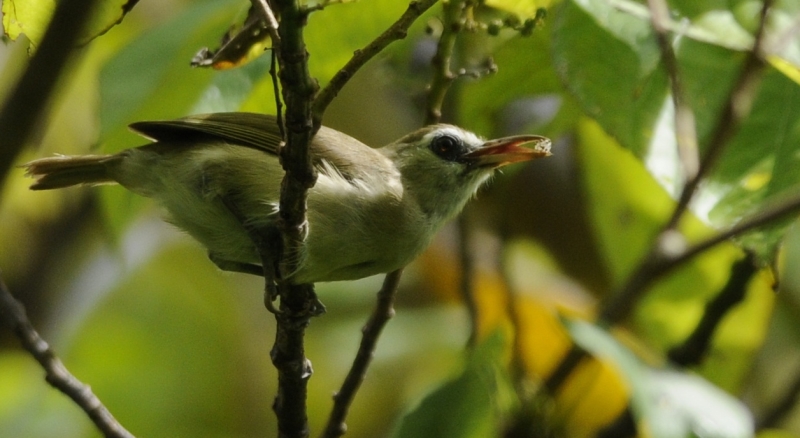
429,134,465,162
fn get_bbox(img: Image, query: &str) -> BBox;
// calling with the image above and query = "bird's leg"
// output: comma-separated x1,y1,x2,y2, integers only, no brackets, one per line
218,194,281,314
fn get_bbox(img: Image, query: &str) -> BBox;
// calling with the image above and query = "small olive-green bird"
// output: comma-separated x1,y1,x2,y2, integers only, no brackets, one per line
24,113,551,283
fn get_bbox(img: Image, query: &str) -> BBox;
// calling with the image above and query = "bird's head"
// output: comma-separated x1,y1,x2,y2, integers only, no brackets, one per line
381,124,551,222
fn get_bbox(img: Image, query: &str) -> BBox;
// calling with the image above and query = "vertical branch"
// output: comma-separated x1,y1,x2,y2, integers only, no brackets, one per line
0,277,135,438
599,0,773,326
268,1,320,437
662,0,773,231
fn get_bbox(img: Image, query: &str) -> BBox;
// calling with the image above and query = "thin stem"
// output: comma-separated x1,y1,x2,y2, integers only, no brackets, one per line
647,0,699,186
321,269,403,438
0,277,135,438
662,0,773,231
424,0,466,125
312,0,438,128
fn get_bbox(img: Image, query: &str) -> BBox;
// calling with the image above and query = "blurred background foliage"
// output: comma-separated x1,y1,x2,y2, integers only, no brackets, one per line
1,0,800,437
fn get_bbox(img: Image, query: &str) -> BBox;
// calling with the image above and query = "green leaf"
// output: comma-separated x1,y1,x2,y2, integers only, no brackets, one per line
391,333,513,438
577,119,774,391
554,0,800,264
2,0,55,49
552,0,667,157
2,0,139,51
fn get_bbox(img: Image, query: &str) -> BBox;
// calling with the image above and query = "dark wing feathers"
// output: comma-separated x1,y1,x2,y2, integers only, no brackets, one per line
127,112,392,183
129,112,284,155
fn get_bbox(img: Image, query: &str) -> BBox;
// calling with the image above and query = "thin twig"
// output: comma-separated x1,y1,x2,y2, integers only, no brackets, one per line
647,0,699,186
321,269,403,438
253,0,285,138
662,0,773,231
0,0,101,190
252,0,282,45
0,277,135,438
424,0,467,125
311,0,438,127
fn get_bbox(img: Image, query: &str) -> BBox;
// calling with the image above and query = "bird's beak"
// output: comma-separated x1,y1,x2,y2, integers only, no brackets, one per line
465,135,552,168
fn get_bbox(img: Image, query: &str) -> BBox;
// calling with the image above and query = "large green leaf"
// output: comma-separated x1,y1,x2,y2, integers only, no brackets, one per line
553,0,800,263
577,119,774,391
391,334,513,438
551,0,667,158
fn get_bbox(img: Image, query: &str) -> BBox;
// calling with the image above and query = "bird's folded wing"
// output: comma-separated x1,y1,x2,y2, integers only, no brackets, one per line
128,112,284,155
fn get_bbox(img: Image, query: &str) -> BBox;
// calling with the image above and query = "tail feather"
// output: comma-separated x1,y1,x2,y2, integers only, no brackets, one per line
22,155,119,190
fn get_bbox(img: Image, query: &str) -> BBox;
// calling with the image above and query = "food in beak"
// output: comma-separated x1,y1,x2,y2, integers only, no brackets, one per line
466,135,552,168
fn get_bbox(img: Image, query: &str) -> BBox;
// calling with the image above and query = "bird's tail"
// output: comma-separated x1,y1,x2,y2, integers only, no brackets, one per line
22,155,119,190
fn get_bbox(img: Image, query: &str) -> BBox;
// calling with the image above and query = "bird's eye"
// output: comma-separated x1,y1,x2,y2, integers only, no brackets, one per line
430,134,463,162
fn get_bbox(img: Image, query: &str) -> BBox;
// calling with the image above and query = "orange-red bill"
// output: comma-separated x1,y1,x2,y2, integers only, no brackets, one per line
465,135,552,168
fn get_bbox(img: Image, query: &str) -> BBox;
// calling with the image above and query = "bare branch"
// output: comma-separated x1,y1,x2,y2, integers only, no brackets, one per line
312,0,438,126
0,277,135,438
321,269,403,438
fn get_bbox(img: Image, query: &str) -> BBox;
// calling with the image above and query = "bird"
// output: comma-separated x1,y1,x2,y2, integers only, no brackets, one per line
23,112,551,284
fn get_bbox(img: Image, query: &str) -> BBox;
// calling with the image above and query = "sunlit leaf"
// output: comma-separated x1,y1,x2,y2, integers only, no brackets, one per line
568,320,755,438
554,0,800,264
646,370,754,438
2,0,53,49
485,0,551,19
2,0,139,51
